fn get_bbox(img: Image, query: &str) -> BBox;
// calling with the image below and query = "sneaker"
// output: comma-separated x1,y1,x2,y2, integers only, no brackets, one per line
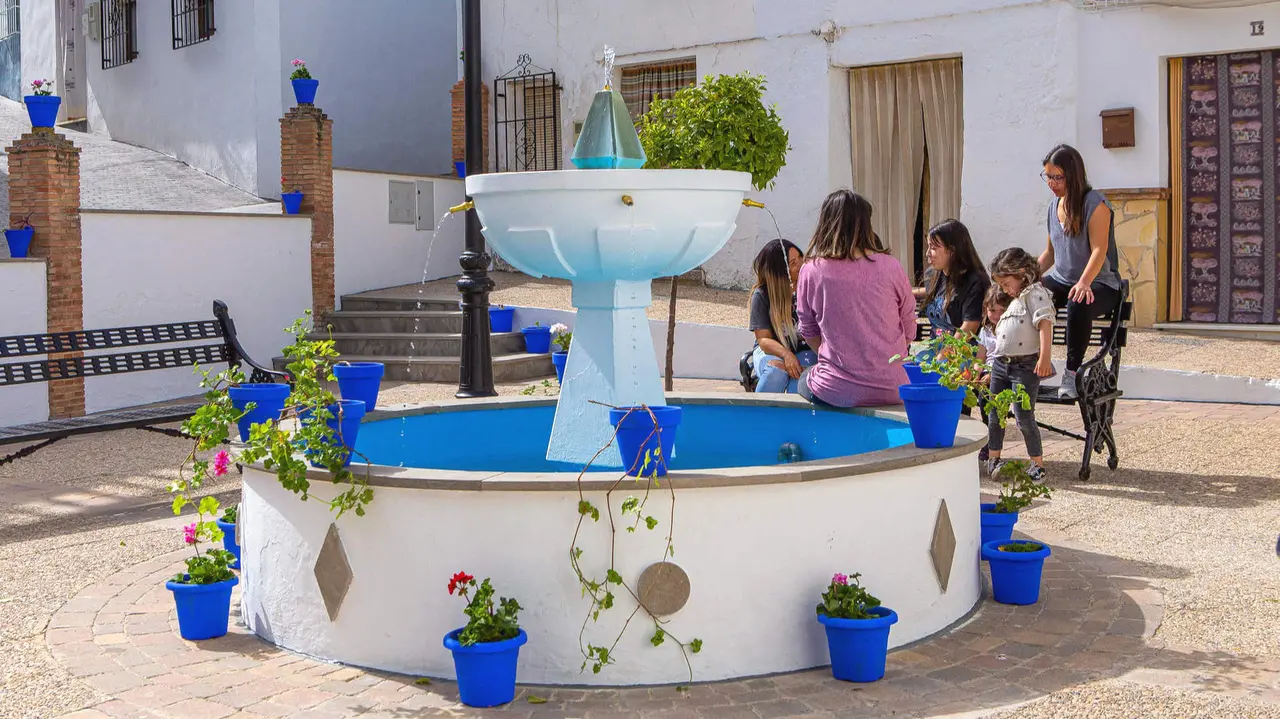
1028,464,1048,482
979,444,990,462
985,458,1006,478
1059,369,1078,400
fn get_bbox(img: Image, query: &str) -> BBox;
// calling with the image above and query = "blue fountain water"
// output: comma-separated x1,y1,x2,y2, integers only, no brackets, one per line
358,404,914,473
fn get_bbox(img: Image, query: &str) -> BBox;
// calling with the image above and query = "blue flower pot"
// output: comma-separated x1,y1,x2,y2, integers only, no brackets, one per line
817,606,898,682
489,307,515,333
444,628,528,708
291,78,319,105
521,325,552,353
898,383,965,448
334,362,384,412
299,399,366,467
228,383,291,442
982,540,1051,605
979,503,1019,551
609,405,681,477
216,519,240,570
903,362,941,385
455,160,466,179
24,95,61,128
281,191,304,214
166,575,238,641
5,228,33,258
552,351,568,384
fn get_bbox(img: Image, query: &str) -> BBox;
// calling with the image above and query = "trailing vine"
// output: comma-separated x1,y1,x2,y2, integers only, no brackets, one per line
568,404,702,687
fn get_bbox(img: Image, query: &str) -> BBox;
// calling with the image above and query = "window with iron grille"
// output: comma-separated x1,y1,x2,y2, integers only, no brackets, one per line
0,0,19,42
494,56,562,173
620,58,696,123
102,0,138,69
172,0,214,49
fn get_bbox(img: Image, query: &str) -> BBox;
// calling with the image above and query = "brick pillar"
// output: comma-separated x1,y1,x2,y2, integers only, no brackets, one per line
450,79,490,171
7,130,84,419
280,106,335,317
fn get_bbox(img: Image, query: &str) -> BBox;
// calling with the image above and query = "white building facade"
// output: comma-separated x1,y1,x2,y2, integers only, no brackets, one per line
13,0,460,198
479,0,1280,328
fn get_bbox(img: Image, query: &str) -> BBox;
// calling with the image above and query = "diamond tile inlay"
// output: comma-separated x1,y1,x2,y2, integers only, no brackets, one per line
314,523,353,621
930,499,957,592
636,561,691,616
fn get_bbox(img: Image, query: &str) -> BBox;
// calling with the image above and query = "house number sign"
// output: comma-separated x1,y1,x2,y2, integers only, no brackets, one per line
1252,21,1265,37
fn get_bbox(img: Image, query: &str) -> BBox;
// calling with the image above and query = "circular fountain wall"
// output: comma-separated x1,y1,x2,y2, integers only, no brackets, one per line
238,394,984,686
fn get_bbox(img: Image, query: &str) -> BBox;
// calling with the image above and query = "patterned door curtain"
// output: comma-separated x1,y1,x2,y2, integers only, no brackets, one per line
1182,51,1279,324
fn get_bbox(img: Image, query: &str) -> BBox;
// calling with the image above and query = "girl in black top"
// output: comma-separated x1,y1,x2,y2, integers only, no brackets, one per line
915,219,991,337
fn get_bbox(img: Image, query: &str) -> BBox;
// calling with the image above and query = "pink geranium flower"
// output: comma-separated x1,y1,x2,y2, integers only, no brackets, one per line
183,523,198,545
832,573,849,586
212,450,231,477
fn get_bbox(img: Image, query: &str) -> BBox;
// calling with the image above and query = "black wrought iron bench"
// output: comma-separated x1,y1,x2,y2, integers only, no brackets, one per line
738,282,1131,481
0,300,287,466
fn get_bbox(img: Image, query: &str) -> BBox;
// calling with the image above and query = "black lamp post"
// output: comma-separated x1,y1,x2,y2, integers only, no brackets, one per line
456,0,496,398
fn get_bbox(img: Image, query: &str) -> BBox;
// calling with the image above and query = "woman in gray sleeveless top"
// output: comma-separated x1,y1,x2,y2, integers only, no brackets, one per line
1037,144,1122,399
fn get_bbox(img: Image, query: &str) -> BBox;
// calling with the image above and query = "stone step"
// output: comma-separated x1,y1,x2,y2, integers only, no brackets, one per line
318,332,527,357
272,353,554,384
339,294,459,312
323,310,464,334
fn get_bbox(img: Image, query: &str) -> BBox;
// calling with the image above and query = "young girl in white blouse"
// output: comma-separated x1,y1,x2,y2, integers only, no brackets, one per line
986,248,1057,481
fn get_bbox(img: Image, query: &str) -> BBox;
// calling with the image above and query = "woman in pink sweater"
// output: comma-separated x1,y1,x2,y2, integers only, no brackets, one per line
796,190,917,407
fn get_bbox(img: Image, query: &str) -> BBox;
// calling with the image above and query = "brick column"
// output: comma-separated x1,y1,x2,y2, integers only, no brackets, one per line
280,105,335,317
7,130,84,419
450,79,489,171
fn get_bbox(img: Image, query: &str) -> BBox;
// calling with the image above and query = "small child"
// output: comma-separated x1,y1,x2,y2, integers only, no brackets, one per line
985,248,1056,481
976,286,1012,371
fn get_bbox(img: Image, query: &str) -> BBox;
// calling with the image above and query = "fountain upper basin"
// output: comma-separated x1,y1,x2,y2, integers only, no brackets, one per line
465,169,752,282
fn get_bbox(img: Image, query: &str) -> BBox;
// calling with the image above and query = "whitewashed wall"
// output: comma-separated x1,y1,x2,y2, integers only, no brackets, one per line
79,211,312,414
0,260,49,427
19,2,57,110
333,170,465,302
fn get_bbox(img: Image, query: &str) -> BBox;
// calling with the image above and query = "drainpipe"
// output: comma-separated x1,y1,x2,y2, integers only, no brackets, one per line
455,0,496,398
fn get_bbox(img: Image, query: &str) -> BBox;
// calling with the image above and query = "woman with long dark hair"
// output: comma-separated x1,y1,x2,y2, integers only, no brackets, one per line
916,219,991,336
794,190,916,407
748,238,816,393
1038,144,1123,398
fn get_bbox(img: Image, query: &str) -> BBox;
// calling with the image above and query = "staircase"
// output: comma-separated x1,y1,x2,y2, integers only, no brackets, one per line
275,291,554,383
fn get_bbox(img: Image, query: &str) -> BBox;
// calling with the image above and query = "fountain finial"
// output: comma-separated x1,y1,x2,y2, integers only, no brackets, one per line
602,45,616,91
571,44,646,170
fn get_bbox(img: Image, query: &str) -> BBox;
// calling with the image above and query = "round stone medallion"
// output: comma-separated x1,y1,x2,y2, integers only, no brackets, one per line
636,561,691,616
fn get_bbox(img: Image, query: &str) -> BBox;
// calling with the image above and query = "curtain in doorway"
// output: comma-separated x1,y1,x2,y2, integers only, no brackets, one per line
620,58,697,123
1180,51,1279,324
917,59,963,233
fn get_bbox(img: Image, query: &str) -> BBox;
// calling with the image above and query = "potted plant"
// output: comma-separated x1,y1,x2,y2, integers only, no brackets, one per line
443,571,527,708
981,539,1052,605
216,502,241,570
228,379,291,443
981,460,1052,548
815,572,897,683
608,404,681,478
488,304,515,333
289,59,318,105
281,176,304,215
550,323,572,383
520,321,552,354
24,79,60,129
5,212,35,259
334,361,385,412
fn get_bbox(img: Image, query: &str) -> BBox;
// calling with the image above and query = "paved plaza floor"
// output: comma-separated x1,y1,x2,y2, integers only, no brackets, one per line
1,384,1278,718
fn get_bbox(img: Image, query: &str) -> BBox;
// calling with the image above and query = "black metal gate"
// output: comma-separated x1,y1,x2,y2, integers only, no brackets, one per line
493,54,561,173
0,0,20,102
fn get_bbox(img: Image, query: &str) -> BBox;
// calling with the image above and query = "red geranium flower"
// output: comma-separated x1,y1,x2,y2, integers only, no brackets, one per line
448,571,474,595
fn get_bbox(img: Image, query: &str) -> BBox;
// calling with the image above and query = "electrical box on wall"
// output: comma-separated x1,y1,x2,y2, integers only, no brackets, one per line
388,181,415,224
84,1,101,42
1100,107,1135,149
415,181,437,231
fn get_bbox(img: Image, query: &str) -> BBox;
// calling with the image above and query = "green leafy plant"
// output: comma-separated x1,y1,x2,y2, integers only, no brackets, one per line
237,312,374,518
990,460,1052,514
892,333,1031,429
520,379,558,396
220,504,238,524
639,72,790,191
289,58,312,81
569,404,702,686
447,572,522,646
816,572,882,620
998,541,1045,553
551,323,573,353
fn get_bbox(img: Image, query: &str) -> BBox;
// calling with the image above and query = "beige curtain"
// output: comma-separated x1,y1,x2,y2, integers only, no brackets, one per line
917,58,964,230
849,65,925,270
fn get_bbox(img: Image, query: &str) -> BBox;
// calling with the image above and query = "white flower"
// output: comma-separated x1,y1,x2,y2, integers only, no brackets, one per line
551,323,569,335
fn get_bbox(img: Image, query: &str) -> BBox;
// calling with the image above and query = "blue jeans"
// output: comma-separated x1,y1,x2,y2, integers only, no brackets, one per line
752,346,818,394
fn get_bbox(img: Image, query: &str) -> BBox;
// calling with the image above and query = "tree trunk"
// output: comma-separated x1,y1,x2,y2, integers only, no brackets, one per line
664,276,678,392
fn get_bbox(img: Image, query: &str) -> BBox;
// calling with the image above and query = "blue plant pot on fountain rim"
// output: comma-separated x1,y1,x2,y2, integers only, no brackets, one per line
982,539,1051,605
216,519,240,570
24,95,61,128
609,405,682,478
521,325,552,353
979,502,1019,552
903,362,941,385
898,383,965,448
166,574,239,641
298,399,367,468
443,628,528,708
334,362,384,413
817,606,898,682
5,227,34,258
551,351,568,384
227,383,291,443
489,306,515,333
291,78,319,105
281,191,304,215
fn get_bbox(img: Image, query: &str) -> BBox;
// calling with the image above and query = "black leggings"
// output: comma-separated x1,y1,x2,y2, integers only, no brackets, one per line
1041,275,1121,372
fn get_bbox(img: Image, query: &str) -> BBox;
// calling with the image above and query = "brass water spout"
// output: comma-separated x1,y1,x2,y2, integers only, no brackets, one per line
449,200,475,214
742,199,766,209
621,194,634,206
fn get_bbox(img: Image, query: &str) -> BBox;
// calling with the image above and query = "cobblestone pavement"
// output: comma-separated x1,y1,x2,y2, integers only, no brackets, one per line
0,98,266,223
1,396,1276,719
